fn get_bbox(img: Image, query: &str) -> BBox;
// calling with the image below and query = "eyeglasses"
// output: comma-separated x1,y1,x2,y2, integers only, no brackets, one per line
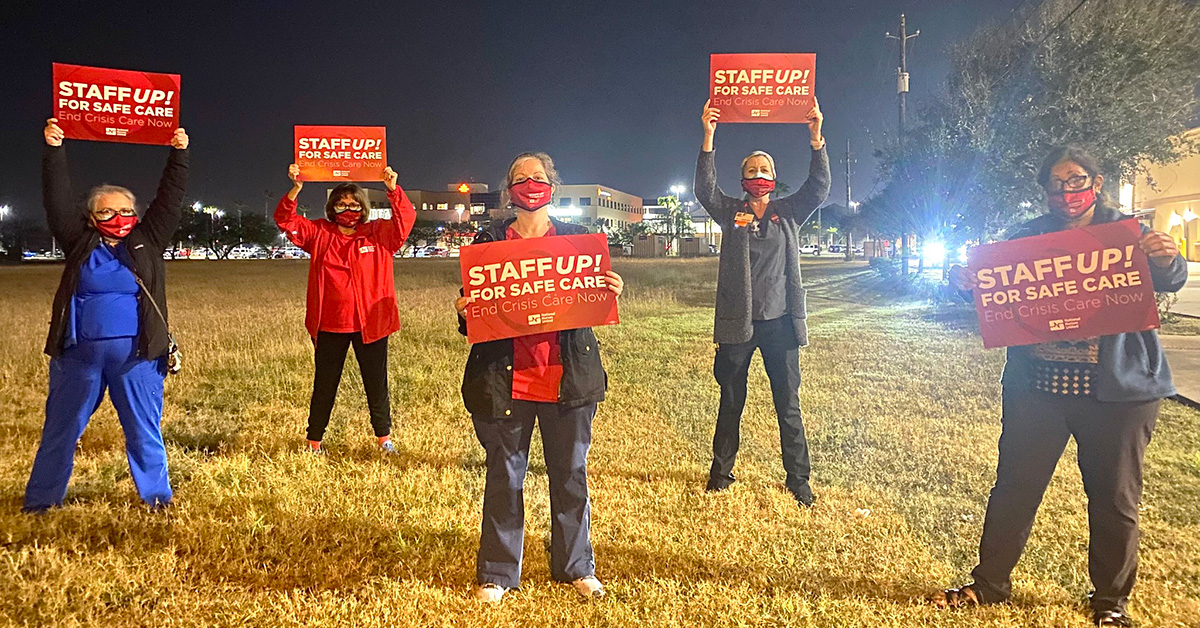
1046,174,1092,193
93,207,137,221
333,203,362,212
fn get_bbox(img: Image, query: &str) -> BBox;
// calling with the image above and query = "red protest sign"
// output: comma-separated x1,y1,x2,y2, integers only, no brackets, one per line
52,63,181,145
294,126,387,182
969,219,1159,349
459,233,620,343
709,53,816,123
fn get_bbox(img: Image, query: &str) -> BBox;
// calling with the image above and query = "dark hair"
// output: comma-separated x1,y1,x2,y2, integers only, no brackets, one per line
1036,144,1102,188
324,183,372,222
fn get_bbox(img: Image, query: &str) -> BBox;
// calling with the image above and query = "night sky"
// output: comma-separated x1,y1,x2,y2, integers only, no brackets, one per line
1,1,1029,222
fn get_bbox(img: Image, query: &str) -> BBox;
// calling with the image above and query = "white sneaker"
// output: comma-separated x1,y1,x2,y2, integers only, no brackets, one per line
474,583,507,603
571,576,605,600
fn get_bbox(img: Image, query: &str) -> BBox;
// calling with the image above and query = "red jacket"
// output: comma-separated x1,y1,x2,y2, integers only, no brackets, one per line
275,186,416,344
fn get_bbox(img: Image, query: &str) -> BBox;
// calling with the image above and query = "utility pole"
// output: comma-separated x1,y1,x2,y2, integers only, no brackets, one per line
887,13,919,275
844,138,854,261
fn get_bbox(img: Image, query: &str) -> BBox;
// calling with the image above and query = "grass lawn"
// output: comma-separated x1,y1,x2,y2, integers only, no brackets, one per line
0,258,1195,627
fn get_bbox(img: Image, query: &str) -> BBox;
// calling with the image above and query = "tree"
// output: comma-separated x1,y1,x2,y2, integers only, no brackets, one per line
404,219,442,255
0,215,32,262
878,0,1200,245
213,212,278,259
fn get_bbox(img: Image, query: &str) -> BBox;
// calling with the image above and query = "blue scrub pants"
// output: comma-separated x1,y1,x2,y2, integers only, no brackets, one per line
472,400,596,589
24,336,171,511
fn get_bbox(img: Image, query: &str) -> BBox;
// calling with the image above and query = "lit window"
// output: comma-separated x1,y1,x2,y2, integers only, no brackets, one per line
454,204,466,211
422,203,429,210
437,203,448,210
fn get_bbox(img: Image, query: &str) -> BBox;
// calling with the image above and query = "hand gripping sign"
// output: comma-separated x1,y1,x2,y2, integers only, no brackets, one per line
968,219,1159,349
294,126,388,181
52,63,181,145
459,233,620,343
709,53,816,123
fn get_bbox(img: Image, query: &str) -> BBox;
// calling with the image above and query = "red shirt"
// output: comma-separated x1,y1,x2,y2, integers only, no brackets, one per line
318,234,361,332
507,224,562,403
274,186,417,344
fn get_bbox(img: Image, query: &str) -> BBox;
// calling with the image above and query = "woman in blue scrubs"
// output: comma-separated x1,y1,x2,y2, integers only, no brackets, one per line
23,118,189,512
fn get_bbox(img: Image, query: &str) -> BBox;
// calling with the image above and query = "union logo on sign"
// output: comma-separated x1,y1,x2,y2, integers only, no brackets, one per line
527,314,542,325
751,110,770,117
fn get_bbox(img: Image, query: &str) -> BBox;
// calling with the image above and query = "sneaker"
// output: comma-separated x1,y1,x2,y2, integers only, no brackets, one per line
474,583,507,603
571,576,605,600
304,441,325,455
379,439,397,455
1092,609,1134,627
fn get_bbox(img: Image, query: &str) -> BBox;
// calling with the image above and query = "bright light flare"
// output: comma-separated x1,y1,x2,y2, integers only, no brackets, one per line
922,241,947,264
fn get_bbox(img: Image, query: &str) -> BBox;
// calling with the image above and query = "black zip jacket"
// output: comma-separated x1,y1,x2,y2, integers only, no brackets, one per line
42,145,189,358
458,217,608,418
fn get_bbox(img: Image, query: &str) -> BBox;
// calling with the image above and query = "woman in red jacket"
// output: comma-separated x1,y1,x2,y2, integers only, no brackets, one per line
275,164,416,454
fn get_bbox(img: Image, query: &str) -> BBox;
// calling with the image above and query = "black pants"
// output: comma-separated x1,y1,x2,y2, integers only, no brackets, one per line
472,401,596,589
710,316,812,501
971,389,1159,613
307,331,392,442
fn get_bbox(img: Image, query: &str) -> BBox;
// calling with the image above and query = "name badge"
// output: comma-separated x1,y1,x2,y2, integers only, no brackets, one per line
359,245,376,254
734,212,754,228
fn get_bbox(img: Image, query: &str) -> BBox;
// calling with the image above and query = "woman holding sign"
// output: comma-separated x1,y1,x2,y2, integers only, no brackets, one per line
935,145,1187,627
454,152,623,603
24,118,188,512
276,164,416,455
694,98,830,507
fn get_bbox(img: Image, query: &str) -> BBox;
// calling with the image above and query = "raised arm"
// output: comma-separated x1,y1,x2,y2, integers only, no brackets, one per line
273,164,320,252
694,100,740,222
41,118,87,246
372,167,417,253
138,129,190,251
773,100,830,223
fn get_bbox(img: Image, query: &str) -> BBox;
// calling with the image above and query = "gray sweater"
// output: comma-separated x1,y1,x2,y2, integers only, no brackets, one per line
695,147,831,345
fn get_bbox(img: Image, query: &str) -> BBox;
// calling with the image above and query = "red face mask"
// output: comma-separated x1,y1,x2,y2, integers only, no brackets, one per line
509,179,553,211
334,210,362,228
741,177,776,198
1047,188,1097,218
94,214,138,239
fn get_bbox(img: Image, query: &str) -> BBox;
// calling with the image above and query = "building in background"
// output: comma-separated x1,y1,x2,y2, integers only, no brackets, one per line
347,182,492,225
1122,127,1200,261
544,184,644,229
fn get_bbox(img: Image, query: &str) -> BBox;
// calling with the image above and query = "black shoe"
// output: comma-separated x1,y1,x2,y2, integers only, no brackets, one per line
705,474,735,492
788,485,815,508
1093,610,1134,627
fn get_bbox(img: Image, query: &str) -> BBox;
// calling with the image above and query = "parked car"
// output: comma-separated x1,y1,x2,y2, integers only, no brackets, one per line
800,244,820,255
229,244,267,259
415,246,448,258
271,246,308,259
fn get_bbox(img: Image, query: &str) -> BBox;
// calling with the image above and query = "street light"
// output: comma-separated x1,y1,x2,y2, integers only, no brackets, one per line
0,205,10,220
670,184,686,196
192,201,202,211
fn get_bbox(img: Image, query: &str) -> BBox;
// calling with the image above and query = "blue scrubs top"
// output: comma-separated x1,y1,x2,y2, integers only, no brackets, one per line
71,243,140,342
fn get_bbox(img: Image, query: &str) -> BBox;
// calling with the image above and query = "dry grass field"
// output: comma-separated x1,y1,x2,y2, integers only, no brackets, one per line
0,258,1195,627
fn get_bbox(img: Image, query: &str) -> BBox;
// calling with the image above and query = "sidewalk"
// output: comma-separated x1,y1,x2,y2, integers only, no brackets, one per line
1162,333,1198,405
1174,261,1199,318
